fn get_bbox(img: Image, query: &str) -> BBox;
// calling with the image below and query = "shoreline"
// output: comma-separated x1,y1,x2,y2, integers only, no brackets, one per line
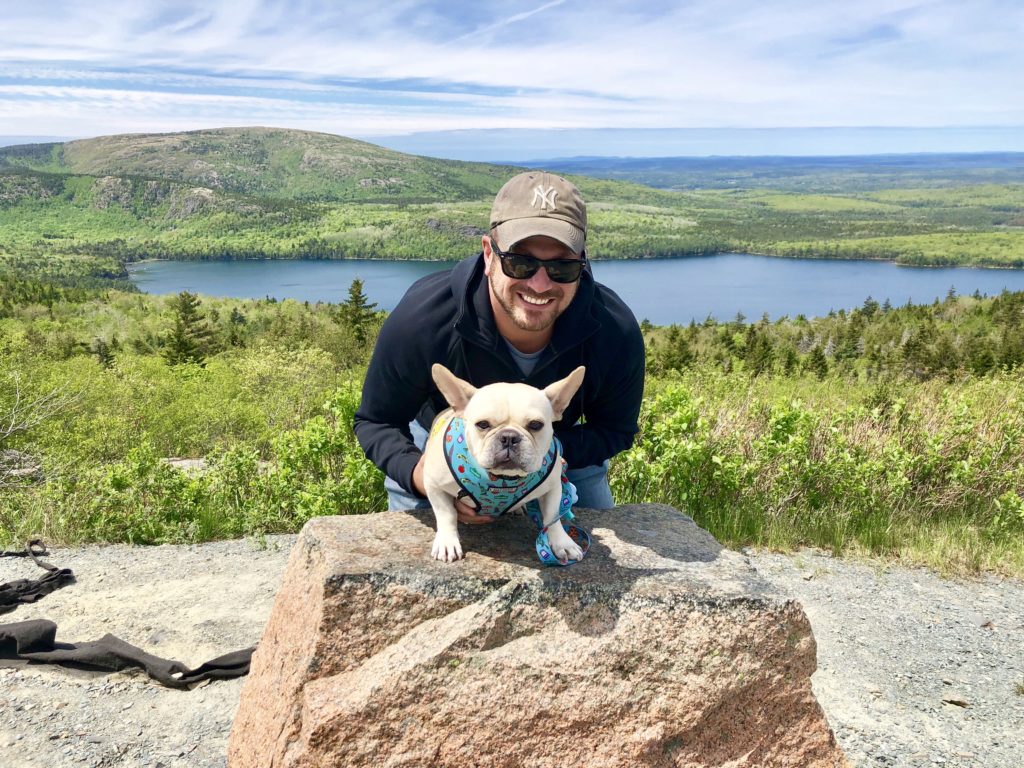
123,250,1024,270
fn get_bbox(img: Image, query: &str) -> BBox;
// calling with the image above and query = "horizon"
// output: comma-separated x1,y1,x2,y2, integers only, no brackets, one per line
3,126,1024,164
2,1,1023,160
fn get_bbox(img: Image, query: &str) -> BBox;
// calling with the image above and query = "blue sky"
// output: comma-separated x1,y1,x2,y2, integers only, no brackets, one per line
2,1,1023,159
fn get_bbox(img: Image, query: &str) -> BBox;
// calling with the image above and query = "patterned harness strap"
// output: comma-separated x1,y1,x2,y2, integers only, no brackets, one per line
442,417,591,566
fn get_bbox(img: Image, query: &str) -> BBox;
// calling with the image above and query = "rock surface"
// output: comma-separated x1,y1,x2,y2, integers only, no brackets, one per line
228,505,844,767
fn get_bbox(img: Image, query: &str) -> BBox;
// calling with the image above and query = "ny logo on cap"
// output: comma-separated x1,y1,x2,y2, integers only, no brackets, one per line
531,185,558,210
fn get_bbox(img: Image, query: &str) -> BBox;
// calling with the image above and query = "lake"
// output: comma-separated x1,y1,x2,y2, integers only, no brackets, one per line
126,254,1024,325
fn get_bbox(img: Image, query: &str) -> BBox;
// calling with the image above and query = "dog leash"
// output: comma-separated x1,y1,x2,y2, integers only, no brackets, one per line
443,417,591,565
0,539,75,614
522,475,591,567
0,539,254,688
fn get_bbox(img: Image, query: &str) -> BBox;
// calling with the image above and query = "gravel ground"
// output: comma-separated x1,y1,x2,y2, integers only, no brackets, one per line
1,536,1021,768
745,549,1023,768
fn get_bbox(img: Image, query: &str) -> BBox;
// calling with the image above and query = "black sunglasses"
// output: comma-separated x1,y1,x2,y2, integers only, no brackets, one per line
489,239,587,284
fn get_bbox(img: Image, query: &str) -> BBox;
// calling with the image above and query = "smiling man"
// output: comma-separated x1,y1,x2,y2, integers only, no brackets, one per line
354,171,645,517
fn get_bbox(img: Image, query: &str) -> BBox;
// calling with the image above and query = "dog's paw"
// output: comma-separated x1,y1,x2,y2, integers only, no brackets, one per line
550,537,584,563
431,532,464,562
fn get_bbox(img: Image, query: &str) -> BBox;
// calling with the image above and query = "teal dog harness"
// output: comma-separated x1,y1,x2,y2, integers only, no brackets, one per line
442,416,590,566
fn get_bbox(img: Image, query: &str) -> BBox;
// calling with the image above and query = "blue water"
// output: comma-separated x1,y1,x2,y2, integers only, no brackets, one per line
126,254,1024,325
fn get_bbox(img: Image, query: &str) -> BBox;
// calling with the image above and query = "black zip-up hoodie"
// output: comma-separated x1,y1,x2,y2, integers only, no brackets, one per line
354,253,645,496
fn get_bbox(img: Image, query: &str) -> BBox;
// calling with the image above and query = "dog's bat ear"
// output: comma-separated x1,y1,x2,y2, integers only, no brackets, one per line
544,366,585,421
432,364,478,412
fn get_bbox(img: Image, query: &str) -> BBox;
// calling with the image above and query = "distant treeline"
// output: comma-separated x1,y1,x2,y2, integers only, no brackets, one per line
645,289,1024,382
533,152,1024,192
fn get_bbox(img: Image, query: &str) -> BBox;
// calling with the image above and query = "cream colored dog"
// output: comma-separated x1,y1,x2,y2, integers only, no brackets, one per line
423,364,585,562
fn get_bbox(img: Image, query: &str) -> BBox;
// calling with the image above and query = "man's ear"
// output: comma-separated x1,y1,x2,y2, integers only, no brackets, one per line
481,235,495,277
544,366,585,421
432,364,477,412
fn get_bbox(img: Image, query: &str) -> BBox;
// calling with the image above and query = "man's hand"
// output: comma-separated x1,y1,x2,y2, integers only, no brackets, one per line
456,500,497,525
413,454,495,525
412,453,428,497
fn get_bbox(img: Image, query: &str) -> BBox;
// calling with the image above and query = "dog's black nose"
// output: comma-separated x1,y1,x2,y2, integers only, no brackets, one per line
498,430,522,449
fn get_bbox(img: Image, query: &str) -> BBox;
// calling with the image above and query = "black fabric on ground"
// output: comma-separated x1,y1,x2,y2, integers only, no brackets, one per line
0,540,76,614
0,540,255,689
0,619,255,690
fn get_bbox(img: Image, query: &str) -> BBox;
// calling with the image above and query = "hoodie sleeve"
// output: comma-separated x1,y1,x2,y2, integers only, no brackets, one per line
353,295,436,496
555,302,645,470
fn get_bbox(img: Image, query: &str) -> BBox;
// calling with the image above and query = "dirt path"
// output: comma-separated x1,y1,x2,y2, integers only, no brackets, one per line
1,537,1021,767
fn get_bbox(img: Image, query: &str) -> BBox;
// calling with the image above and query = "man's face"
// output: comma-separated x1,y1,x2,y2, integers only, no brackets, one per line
483,235,582,335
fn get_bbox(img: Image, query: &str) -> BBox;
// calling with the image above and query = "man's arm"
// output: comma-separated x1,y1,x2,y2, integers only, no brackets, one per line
556,318,645,469
353,306,435,496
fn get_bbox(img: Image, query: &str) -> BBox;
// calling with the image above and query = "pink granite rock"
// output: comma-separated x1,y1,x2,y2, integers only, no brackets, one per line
228,505,845,768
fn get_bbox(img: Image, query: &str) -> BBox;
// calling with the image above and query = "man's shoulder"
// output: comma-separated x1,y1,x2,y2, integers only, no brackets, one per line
394,254,479,311
588,278,641,339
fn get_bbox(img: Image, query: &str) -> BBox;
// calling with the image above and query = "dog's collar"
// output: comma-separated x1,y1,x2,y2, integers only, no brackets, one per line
443,416,590,566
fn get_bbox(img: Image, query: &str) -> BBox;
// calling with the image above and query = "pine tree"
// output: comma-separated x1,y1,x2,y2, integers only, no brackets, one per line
781,345,799,376
662,325,695,371
91,338,115,369
744,327,775,377
804,346,829,380
228,307,247,347
339,278,378,345
162,291,214,366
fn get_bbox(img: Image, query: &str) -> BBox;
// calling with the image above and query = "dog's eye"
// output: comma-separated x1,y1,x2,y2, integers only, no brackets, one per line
527,420,544,432
475,420,491,431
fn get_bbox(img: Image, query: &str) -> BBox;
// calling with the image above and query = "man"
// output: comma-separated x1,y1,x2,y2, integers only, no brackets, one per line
354,171,644,518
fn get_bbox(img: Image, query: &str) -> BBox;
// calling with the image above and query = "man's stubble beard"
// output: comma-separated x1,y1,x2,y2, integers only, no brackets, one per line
488,269,568,333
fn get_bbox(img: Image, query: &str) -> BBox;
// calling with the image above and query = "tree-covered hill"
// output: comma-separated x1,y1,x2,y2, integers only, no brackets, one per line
1,127,1023,271
0,127,512,202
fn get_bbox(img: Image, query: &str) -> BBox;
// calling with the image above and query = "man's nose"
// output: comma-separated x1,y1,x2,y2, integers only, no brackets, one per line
524,264,555,292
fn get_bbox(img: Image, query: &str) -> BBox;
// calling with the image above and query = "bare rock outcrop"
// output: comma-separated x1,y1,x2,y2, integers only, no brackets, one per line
228,505,845,768
91,175,135,209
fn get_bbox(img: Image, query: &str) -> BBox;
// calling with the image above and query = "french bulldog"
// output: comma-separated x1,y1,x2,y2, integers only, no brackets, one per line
423,364,586,562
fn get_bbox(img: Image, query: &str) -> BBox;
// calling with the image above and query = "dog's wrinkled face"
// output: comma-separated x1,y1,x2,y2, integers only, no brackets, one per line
463,383,553,475
431,364,585,477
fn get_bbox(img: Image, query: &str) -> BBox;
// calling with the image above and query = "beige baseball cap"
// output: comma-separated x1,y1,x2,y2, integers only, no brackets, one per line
489,171,587,254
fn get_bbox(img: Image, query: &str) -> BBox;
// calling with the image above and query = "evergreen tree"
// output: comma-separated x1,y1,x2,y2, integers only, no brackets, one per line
804,346,829,380
91,338,115,369
968,336,997,376
744,327,775,377
781,344,799,376
162,291,214,366
339,278,378,345
662,325,695,371
999,327,1024,370
228,307,247,347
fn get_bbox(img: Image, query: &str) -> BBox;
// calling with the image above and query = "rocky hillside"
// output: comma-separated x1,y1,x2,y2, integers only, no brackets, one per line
0,127,516,203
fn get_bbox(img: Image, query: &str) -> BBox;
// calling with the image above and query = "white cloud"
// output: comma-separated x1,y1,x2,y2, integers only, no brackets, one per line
1,0,1022,137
